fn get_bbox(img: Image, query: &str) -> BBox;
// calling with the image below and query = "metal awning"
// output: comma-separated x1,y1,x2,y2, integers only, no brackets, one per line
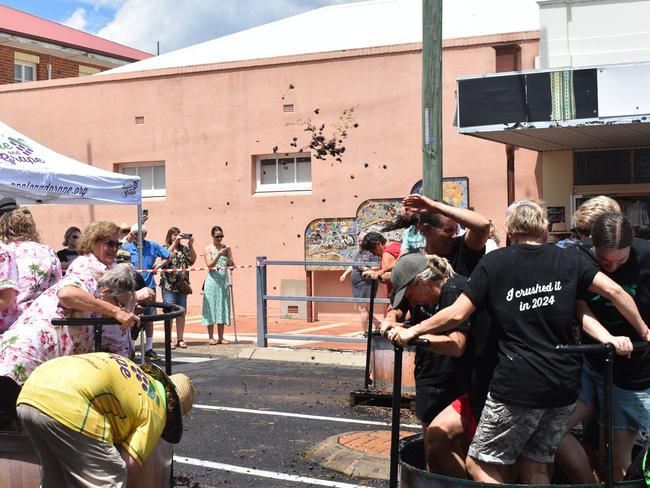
457,63,650,151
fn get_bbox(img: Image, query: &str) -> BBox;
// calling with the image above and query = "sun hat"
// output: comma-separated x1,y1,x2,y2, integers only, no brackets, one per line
119,222,130,231
390,253,429,309
0,197,18,216
141,363,194,444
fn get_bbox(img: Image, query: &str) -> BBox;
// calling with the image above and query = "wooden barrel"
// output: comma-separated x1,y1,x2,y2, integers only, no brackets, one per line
0,429,172,488
370,336,416,394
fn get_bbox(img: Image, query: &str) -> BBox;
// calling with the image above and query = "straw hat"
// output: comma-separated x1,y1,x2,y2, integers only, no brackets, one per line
141,363,195,444
119,222,130,231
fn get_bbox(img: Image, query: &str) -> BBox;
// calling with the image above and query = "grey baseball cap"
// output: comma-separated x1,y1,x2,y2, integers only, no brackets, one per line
390,253,428,309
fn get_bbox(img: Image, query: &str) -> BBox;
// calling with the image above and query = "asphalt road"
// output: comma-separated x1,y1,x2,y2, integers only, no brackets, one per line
167,355,398,488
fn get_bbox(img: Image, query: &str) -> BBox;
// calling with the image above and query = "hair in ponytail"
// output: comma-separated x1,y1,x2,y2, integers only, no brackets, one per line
416,254,456,283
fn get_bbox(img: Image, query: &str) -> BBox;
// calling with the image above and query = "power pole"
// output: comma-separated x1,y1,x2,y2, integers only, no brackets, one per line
422,0,443,200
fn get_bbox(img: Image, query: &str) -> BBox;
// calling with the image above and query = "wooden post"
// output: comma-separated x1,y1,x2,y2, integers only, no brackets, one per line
306,270,313,323
422,0,443,200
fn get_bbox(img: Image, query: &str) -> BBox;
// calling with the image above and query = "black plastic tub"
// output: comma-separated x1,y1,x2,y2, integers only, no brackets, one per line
399,434,644,488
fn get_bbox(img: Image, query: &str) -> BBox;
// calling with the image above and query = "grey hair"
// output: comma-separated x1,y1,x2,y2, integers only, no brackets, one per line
414,254,456,283
97,263,138,296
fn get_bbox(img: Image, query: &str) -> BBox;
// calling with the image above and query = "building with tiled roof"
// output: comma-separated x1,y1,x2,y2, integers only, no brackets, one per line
0,4,152,84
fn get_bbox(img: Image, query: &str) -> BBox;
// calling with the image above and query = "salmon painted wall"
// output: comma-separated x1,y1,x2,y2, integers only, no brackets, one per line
0,33,540,317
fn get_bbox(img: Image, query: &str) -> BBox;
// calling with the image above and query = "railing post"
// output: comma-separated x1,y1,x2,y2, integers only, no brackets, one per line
364,280,378,389
603,344,615,488
389,342,403,488
93,324,102,352
256,256,268,347
163,303,173,376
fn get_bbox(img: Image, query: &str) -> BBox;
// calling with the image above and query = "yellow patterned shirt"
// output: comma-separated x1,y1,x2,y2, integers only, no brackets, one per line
17,353,167,465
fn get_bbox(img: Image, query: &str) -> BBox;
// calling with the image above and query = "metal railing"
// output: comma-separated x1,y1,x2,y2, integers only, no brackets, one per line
52,301,185,375
255,256,389,348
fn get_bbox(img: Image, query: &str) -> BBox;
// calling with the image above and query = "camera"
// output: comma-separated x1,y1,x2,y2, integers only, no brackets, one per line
179,233,193,239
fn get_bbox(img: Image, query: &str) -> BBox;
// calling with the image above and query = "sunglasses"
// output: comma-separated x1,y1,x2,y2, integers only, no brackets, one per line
213,234,224,238
71,235,80,239
103,240,121,249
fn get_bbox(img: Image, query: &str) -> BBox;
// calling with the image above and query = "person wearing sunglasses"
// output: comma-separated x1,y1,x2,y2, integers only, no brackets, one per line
0,207,62,330
56,226,81,272
0,263,141,430
202,225,234,345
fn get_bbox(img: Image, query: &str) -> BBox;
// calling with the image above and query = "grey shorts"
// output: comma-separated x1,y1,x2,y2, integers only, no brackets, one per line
468,393,575,465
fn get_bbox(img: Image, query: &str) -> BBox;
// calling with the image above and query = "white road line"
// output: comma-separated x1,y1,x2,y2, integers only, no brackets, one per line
174,456,376,488
194,404,421,430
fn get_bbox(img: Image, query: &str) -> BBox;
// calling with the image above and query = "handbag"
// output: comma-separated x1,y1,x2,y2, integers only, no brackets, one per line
178,279,193,295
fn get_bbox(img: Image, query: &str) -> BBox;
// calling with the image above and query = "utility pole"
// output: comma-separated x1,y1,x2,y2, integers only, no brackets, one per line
421,0,443,200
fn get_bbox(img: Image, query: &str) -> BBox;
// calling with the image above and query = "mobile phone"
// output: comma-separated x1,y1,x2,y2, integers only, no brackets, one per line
180,233,193,239
142,209,149,220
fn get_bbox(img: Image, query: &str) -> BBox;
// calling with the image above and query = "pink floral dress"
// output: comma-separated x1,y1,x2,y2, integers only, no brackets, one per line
0,243,19,334
0,269,96,385
4,241,62,323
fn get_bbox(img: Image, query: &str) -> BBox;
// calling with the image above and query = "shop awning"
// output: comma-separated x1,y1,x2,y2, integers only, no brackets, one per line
457,63,650,151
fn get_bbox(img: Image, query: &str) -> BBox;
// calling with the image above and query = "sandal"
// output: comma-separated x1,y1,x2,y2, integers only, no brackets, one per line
177,340,188,349
208,339,218,345
217,339,230,345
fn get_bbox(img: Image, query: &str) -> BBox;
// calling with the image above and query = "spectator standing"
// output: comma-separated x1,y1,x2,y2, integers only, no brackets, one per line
0,207,61,325
123,224,170,360
118,222,132,246
56,226,81,271
361,232,401,294
202,225,233,345
340,232,381,334
16,352,192,487
160,227,196,349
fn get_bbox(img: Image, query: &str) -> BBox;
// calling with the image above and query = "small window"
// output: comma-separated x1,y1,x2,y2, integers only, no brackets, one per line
118,163,166,197
14,61,36,83
255,153,311,192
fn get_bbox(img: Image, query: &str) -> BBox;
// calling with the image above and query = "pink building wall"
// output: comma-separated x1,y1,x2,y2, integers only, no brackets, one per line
0,31,540,318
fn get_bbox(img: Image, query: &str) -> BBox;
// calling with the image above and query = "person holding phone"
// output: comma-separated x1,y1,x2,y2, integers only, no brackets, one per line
202,225,233,345
160,227,196,349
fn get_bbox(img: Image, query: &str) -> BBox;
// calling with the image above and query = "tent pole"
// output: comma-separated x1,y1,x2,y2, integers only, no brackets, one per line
137,205,145,364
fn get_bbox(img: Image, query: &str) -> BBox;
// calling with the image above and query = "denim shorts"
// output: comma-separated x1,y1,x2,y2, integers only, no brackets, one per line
579,360,650,434
468,393,575,465
161,290,187,310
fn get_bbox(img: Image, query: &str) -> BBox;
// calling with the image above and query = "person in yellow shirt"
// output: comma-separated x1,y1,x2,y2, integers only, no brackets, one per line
16,352,193,488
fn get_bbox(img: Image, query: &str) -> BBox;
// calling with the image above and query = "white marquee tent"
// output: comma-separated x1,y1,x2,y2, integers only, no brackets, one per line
0,121,141,205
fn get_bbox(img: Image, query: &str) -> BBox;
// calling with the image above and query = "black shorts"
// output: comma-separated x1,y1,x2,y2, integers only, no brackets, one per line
415,384,461,424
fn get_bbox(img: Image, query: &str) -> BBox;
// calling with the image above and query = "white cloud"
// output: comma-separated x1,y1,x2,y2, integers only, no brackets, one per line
62,7,89,31
93,0,365,54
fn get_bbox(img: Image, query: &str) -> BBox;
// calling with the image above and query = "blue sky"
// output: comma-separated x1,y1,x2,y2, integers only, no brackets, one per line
2,0,365,54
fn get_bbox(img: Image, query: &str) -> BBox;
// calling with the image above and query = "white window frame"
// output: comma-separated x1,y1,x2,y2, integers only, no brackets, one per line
14,61,36,83
255,153,312,193
118,162,166,198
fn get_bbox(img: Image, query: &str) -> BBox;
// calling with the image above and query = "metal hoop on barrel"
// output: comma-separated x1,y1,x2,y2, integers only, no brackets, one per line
51,301,185,375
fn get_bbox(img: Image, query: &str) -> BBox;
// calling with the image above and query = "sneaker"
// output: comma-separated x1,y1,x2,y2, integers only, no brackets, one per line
144,349,160,361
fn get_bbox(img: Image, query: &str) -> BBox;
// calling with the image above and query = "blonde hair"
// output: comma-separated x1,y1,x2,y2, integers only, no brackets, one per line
0,208,40,243
416,254,456,282
489,222,500,246
573,196,620,236
78,221,120,255
505,200,548,237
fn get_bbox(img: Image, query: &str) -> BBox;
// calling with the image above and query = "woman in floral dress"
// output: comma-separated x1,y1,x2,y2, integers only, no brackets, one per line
0,242,18,335
160,226,196,348
0,208,61,329
202,225,234,345
0,262,140,428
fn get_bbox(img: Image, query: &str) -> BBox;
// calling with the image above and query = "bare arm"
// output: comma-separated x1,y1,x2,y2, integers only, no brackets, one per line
57,285,140,330
419,330,467,357
204,246,220,267
391,293,476,346
403,194,490,251
575,300,633,356
588,272,650,340
0,288,16,310
340,266,352,282
187,238,197,265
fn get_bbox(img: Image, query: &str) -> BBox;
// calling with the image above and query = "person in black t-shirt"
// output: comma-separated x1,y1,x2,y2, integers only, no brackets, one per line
388,200,645,484
380,252,477,475
558,213,650,483
56,226,81,272
402,194,490,276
